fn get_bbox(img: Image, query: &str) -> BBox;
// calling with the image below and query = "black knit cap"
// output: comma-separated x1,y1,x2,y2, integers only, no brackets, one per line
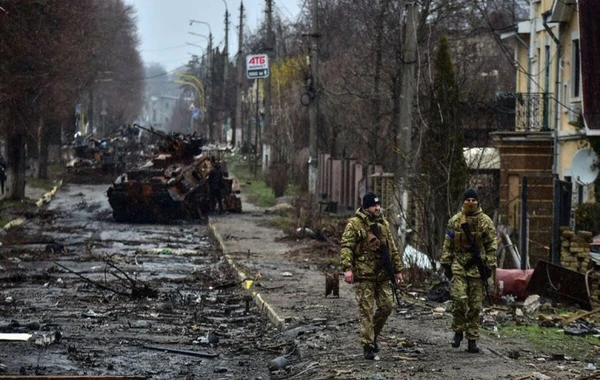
362,192,380,209
463,188,479,201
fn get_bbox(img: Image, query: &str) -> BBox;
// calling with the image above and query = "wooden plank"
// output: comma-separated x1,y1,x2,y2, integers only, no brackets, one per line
562,308,600,325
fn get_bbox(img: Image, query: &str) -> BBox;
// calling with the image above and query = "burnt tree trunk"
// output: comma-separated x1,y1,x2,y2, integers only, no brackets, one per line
38,117,50,179
7,132,27,200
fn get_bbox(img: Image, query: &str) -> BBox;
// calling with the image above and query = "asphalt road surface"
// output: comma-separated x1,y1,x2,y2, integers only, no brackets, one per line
0,183,278,379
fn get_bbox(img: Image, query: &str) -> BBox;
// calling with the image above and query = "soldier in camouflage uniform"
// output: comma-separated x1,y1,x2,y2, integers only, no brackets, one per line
340,192,404,360
440,188,497,353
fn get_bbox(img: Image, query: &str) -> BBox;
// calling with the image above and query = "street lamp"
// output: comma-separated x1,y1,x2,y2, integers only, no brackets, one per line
189,19,211,35
188,32,209,42
189,20,213,70
186,42,206,50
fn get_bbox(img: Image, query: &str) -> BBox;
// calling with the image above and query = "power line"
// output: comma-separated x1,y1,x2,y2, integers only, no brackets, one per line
140,44,190,52
472,0,578,114
273,1,294,20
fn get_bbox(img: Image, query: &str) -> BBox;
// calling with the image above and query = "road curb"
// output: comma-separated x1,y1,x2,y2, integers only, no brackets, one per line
35,180,62,207
208,223,286,329
2,180,63,233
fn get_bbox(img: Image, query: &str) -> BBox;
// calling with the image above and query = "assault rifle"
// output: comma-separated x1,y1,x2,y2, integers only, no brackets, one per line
370,223,402,308
460,222,493,305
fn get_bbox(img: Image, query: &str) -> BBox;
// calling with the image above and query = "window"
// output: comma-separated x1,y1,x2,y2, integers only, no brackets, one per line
572,38,581,99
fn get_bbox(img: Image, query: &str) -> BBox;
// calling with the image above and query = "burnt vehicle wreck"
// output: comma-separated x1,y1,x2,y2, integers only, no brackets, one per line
107,124,241,222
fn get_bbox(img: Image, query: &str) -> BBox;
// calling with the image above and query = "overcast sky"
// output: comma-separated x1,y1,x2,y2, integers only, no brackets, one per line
124,0,304,72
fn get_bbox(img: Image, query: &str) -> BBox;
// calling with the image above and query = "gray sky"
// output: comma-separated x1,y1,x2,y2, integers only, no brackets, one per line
124,0,303,72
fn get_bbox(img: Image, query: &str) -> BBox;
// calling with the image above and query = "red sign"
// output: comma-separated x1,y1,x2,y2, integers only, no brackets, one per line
248,56,266,65
246,54,269,79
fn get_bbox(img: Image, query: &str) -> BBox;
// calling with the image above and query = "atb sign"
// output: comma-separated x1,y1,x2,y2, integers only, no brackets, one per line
246,54,269,79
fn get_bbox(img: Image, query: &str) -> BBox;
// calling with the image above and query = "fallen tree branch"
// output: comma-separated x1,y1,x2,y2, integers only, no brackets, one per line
562,308,600,325
487,346,511,361
103,258,158,298
142,345,218,358
53,261,129,297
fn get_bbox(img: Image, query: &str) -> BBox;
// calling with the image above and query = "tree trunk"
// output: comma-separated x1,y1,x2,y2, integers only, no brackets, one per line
370,0,388,164
7,132,27,200
38,117,50,179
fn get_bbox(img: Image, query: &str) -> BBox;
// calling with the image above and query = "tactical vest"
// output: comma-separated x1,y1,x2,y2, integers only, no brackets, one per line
452,214,485,268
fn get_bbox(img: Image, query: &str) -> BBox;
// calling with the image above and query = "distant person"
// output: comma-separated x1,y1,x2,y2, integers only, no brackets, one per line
340,192,404,360
440,188,497,353
208,162,224,214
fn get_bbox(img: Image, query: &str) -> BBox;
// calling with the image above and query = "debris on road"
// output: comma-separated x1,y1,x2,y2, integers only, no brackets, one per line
142,345,219,358
0,333,32,341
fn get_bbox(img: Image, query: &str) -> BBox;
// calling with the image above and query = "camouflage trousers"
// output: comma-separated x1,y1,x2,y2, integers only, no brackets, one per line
451,274,484,339
354,279,393,348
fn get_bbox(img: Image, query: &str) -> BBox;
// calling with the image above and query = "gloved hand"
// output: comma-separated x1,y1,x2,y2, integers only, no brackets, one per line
442,264,453,281
344,270,354,284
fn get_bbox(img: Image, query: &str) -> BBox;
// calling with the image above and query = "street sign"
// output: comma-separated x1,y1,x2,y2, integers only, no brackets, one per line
246,54,269,79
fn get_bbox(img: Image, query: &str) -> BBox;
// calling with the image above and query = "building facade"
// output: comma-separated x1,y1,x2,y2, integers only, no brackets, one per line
498,0,596,264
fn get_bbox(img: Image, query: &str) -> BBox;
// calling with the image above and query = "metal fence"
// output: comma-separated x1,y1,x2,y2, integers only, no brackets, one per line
496,92,552,132
318,154,395,214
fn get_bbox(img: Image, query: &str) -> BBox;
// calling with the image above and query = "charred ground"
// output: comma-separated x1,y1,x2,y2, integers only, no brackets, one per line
0,179,598,379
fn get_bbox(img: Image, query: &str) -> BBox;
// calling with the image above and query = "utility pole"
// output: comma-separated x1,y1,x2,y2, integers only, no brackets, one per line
371,0,389,165
223,10,230,144
308,0,319,197
255,80,260,177
234,2,245,147
395,1,417,251
263,0,273,172
223,10,229,79
207,32,213,141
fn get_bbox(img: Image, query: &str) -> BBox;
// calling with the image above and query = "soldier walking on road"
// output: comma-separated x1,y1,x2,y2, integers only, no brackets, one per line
340,192,404,360
440,188,497,353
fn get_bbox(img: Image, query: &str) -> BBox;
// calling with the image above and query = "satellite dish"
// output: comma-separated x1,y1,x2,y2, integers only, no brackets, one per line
571,148,599,185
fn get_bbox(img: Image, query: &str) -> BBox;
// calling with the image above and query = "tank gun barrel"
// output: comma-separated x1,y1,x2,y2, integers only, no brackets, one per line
133,123,171,141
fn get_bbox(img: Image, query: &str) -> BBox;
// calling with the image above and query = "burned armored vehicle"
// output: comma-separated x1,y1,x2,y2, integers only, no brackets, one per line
107,124,242,223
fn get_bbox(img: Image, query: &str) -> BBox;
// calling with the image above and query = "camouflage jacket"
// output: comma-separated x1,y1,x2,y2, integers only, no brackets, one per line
340,208,403,281
440,206,497,278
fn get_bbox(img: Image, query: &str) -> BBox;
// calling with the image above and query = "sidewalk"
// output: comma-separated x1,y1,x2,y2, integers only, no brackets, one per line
208,195,354,329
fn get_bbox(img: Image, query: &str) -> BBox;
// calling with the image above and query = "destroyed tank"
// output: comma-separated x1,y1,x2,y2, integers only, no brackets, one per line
107,124,242,223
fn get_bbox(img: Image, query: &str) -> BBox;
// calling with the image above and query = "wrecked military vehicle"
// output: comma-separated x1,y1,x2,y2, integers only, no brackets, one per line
107,124,242,223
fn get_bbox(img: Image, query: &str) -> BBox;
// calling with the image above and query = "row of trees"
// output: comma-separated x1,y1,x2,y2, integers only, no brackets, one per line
0,0,143,199
162,0,527,256
225,0,527,256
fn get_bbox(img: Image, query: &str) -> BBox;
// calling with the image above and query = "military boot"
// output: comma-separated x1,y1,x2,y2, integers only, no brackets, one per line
466,340,480,353
451,332,463,348
363,346,375,360
372,342,379,353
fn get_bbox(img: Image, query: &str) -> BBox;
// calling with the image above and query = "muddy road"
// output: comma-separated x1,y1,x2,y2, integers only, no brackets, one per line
0,183,594,379
0,183,278,379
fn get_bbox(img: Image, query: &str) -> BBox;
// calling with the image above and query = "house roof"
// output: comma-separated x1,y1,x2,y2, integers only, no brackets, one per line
464,147,500,170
